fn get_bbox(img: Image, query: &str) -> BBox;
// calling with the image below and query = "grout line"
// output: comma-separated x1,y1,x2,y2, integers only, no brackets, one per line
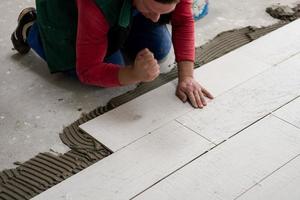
234,154,300,200
227,114,272,140
273,50,300,66
271,95,300,113
227,95,300,141
130,140,226,200
174,119,217,145
114,117,191,153
113,132,156,153
271,114,300,130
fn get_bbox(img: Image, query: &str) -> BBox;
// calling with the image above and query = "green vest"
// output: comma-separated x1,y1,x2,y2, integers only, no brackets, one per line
36,0,133,73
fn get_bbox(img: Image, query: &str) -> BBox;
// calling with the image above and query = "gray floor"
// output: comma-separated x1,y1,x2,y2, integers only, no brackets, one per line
0,0,298,171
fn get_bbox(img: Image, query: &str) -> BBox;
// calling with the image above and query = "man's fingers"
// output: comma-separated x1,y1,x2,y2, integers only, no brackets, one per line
149,66,160,77
199,90,207,106
145,58,157,66
143,53,155,61
139,48,154,58
194,91,203,108
137,48,149,57
202,87,214,99
176,90,187,102
137,48,154,59
187,91,198,108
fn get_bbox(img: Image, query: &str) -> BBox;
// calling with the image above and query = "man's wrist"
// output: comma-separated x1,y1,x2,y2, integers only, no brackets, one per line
118,66,141,85
178,61,194,81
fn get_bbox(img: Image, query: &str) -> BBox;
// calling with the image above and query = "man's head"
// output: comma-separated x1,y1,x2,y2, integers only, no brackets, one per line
133,0,179,22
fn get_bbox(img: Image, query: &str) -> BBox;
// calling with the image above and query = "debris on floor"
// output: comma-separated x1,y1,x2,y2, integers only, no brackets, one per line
266,4,300,21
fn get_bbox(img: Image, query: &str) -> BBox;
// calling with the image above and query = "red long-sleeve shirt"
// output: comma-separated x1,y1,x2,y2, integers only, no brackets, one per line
76,0,195,87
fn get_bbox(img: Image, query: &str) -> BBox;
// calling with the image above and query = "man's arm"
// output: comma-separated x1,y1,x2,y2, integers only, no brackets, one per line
76,0,122,87
178,61,194,80
76,0,160,87
171,0,213,108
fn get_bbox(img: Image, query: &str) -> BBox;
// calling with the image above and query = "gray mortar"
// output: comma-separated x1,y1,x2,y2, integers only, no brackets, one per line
1,5,299,199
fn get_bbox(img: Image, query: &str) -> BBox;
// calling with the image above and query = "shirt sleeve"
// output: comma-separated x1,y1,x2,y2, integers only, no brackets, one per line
171,0,195,63
76,0,122,87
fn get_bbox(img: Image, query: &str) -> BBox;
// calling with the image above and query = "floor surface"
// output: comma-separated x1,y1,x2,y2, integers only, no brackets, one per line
32,19,300,200
0,0,299,171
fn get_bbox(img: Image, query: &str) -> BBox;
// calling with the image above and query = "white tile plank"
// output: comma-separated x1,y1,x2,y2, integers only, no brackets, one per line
80,83,192,152
236,19,300,65
177,53,300,144
191,50,271,96
192,19,300,95
273,97,300,128
237,155,300,200
134,115,300,200
32,121,213,200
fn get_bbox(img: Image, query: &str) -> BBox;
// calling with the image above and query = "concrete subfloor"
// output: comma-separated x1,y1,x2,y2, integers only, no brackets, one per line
0,0,299,171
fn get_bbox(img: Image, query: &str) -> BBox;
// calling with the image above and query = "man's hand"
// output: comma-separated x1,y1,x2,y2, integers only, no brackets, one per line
118,48,160,85
132,48,160,82
176,76,214,108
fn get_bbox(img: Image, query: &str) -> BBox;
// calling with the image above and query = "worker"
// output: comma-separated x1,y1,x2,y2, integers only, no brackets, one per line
11,0,213,108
